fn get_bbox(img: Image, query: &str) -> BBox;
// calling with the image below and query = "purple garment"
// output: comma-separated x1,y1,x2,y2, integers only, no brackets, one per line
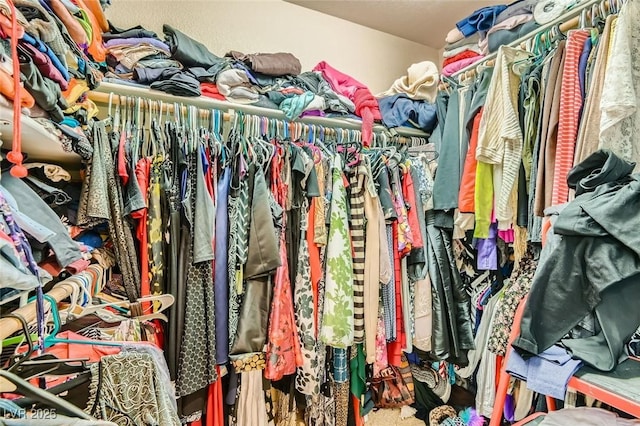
475,223,498,270
578,37,593,114
214,167,231,364
300,110,325,118
0,192,45,347
20,33,69,82
507,345,582,399
104,37,171,53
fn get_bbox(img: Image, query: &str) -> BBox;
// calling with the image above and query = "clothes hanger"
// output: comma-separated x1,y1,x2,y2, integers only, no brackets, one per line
0,369,96,420
4,313,35,372
76,294,174,318
12,354,90,381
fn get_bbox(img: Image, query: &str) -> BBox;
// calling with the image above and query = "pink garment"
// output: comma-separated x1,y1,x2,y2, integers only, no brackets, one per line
490,209,514,243
43,331,121,362
66,258,91,274
313,61,381,146
479,14,534,54
441,55,485,77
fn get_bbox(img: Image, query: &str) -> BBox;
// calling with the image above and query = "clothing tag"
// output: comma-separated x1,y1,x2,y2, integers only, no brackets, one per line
236,269,243,294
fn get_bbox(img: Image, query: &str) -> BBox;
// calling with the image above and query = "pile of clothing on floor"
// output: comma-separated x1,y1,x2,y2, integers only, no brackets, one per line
375,61,439,133
442,0,548,76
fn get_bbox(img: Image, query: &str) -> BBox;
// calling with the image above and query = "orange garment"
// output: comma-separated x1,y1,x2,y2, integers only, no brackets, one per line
352,395,364,426
49,0,88,46
541,216,552,248
0,14,23,38
72,0,106,62
62,78,91,104
307,200,322,334
200,82,226,101
83,0,108,32
458,108,483,213
0,68,35,108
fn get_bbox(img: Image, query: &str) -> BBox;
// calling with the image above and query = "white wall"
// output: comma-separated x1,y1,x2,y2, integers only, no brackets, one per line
105,0,439,93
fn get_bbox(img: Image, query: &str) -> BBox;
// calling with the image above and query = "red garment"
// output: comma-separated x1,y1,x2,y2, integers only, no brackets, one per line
204,368,224,426
131,158,151,303
352,395,364,426
307,201,321,334
442,50,481,68
401,168,423,250
313,61,381,146
458,108,483,213
200,83,226,101
387,222,404,367
353,88,381,147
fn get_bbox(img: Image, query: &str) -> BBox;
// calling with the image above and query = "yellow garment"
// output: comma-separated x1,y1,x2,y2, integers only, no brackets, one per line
473,161,493,239
62,78,89,104
64,98,99,119
606,17,618,64
476,45,531,230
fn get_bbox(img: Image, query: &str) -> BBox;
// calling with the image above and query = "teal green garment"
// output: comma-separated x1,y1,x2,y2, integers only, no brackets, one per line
350,343,366,399
279,91,315,120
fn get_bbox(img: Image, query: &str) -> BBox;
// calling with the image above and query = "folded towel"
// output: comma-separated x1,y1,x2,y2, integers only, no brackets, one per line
444,32,481,49
442,43,482,58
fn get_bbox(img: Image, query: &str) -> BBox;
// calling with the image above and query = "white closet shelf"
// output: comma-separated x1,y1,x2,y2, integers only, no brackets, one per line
90,82,430,139
0,106,80,165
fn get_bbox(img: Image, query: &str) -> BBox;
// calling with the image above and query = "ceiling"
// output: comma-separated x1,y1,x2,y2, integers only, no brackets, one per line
286,0,506,49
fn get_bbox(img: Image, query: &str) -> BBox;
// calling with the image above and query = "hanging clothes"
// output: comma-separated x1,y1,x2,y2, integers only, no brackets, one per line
320,154,355,349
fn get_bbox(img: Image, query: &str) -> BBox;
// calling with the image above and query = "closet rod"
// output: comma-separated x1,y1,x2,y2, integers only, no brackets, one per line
0,282,75,345
89,82,430,139
90,91,426,144
449,0,606,80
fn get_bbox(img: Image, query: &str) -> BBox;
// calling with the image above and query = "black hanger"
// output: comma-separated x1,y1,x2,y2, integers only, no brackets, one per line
5,313,35,373
14,370,92,408
0,369,95,420
12,354,89,380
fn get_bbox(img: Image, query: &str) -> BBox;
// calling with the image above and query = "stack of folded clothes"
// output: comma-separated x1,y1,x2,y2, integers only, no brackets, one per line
441,4,507,76
102,22,389,144
0,0,107,160
481,0,541,54
375,61,439,133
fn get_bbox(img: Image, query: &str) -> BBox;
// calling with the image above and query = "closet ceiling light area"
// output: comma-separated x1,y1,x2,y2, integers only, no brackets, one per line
286,0,506,48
